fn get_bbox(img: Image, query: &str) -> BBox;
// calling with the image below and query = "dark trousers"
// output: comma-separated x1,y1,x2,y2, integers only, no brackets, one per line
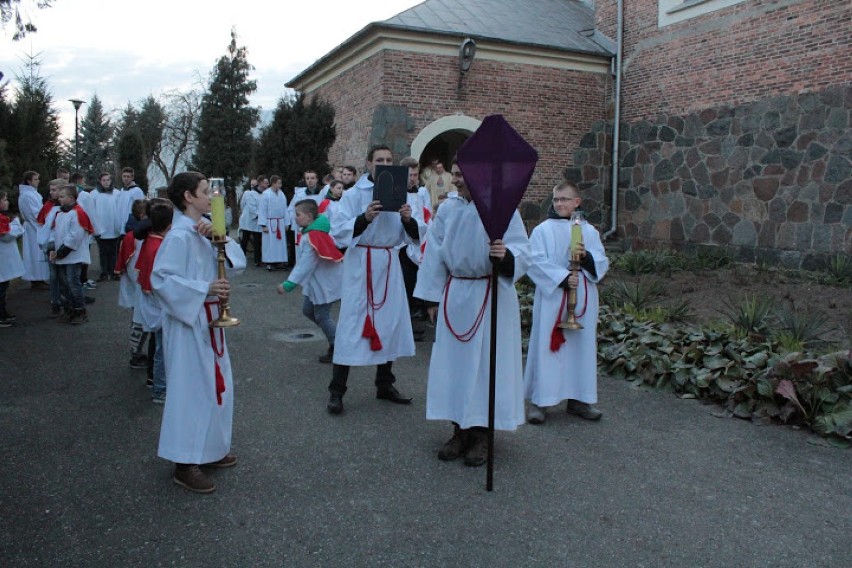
329,362,395,395
95,237,119,278
57,263,84,310
240,230,263,266
0,280,8,315
80,263,89,284
286,229,296,268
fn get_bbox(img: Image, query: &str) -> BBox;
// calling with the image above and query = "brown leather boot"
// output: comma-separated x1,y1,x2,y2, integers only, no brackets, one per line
437,423,469,461
463,428,488,467
173,464,216,494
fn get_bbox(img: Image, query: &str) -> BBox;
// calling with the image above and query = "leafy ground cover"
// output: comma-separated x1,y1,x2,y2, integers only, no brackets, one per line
518,251,852,444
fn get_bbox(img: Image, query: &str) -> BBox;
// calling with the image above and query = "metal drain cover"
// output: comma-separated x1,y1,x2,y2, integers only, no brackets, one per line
273,329,321,343
240,283,260,289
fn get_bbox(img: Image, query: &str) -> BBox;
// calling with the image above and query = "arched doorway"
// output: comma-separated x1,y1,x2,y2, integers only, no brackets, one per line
410,114,481,169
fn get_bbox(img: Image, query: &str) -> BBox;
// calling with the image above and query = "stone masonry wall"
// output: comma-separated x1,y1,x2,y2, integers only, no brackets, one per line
574,85,851,269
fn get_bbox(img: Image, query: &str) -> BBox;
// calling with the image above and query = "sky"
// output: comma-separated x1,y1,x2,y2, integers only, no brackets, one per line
0,0,423,137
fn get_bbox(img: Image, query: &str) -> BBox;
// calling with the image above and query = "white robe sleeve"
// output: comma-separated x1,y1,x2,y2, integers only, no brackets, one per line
330,189,362,249
413,212,449,303
287,235,318,287
0,218,24,242
581,223,609,284
526,221,570,296
257,192,269,228
224,237,246,275
151,232,211,327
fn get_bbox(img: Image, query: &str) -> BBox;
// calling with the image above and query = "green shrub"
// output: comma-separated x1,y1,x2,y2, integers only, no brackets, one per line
723,295,775,337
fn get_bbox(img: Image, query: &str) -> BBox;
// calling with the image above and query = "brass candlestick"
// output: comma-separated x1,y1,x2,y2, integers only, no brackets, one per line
210,236,240,328
558,252,584,330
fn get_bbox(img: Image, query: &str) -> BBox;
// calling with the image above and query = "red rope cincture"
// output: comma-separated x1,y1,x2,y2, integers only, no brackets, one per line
550,272,588,352
267,217,283,240
443,275,491,343
358,245,392,351
204,300,226,405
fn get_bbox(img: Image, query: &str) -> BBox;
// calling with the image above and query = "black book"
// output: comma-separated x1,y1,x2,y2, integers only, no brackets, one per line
372,165,408,212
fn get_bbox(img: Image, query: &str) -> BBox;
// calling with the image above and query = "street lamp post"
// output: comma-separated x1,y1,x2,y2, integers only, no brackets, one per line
69,99,85,173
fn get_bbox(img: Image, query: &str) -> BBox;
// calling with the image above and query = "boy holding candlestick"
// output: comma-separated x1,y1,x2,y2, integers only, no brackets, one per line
152,172,246,494
523,181,609,424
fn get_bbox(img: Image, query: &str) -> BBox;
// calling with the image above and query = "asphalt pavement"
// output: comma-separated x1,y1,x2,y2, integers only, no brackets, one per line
1,262,850,567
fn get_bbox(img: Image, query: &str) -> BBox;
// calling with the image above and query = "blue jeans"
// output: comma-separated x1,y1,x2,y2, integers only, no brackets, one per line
151,329,166,397
57,263,84,310
302,296,336,346
48,260,62,308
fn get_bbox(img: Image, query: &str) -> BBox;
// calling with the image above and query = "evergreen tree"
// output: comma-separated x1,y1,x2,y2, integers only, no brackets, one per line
0,82,13,191
255,92,336,188
137,95,165,177
114,103,148,189
192,29,258,207
9,55,62,197
78,94,113,186
1,0,55,40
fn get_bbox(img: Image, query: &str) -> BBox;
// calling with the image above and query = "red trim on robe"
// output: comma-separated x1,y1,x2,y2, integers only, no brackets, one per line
305,230,343,262
115,231,137,274
318,199,330,214
37,201,58,225
134,234,164,292
73,205,95,234
0,213,10,236
423,207,432,224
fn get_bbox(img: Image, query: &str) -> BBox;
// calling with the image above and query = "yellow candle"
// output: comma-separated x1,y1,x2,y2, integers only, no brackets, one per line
570,220,583,255
211,193,226,238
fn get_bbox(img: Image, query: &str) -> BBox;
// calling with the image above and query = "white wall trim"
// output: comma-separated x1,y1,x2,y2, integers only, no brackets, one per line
658,0,747,27
410,115,482,160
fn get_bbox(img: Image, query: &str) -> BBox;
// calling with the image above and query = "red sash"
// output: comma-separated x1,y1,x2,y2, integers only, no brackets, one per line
305,231,343,262
203,300,227,405
318,199,330,214
0,213,10,236
37,201,57,225
357,245,392,351
115,231,137,274
74,205,95,234
134,234,164,292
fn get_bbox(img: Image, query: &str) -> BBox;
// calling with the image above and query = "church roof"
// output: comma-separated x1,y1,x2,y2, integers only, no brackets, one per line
383,0,611,56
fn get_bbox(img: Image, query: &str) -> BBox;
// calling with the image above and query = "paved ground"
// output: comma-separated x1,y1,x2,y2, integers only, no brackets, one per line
1,263,850,567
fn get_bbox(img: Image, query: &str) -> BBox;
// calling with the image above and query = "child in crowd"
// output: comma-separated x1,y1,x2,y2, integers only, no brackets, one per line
524,181,609,424
134,198,174,404
277,199,343,364
318,179,344,225
0,191,25,327
49,186,95,324
152,172,246,494
116,199,150,370
70,172,96,291
38,179,64,317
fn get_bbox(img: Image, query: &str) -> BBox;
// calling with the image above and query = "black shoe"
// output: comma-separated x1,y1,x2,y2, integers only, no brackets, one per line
318,346,334,364
376,385,412,405
327,393,344,414
97,274,110,282
0,312,16,322
129,354,148,369
85,296,96,304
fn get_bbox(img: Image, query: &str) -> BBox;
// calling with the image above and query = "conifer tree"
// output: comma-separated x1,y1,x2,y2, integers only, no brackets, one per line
192,29,258,206
114,103,149,189
255,93,336,188
78,94,113,186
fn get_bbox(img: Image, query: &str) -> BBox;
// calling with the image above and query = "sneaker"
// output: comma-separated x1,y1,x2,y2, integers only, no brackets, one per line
129,354,148,369
70,309,88,324
0,312,16,322
527,403,547,425
0,319,12,328
83,280,98,290
57,309,72,323
203,454,237,469
96,274,110,283
438,425,469,461
146,377,154,389
173,464,216,494
151,393,166,404
84,296,96,304
565,399,603,421
463,428,488,467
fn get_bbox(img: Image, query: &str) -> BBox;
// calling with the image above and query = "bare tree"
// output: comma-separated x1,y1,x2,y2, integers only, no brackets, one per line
152,87,202,183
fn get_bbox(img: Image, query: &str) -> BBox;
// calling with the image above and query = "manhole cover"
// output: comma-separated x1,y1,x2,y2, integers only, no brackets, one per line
272,329,321,343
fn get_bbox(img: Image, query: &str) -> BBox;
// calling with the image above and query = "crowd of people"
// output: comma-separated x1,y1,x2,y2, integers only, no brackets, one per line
0,148,609,494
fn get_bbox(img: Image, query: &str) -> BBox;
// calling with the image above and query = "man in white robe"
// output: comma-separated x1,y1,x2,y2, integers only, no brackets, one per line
413,160,531,467
524,181,609,424
238,178,263,267
116,167,146,230
152,172,246,494
18,171,50,285
258,175,289,270
288,170,326,266
89,173,122,281
326,145,426,414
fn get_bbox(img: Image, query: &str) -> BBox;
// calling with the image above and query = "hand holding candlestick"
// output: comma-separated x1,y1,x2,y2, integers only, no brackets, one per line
209,180,240,328
558,211,584,330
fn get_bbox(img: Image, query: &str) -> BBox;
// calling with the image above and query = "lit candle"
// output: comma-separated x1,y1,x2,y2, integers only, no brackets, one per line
210,184,226,239
570,214,583,256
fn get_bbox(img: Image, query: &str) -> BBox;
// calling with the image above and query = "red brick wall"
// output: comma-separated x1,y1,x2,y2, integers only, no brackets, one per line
596,0,852,121
308,49,608,203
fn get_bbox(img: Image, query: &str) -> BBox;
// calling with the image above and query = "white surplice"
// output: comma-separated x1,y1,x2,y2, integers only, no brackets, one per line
258,188,289,263
523,218,609,406
414,198,531,431
18,184,49,282
116,186,145,230
152,211,246,464
287,229,343,305
330,174,425,366
89,188,122,238
0,216,25,283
